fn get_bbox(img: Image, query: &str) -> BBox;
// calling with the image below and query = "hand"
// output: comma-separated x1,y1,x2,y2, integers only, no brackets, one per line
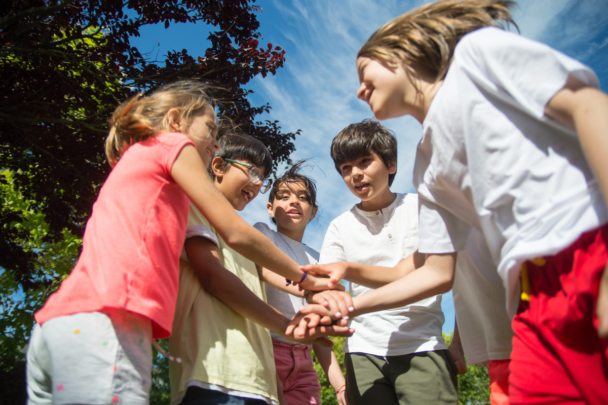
300,262,349,289
337,389,349,405
306,290,354,320
285,311,353,345
597,265,608,338
300,272,346,292
448,342,467,375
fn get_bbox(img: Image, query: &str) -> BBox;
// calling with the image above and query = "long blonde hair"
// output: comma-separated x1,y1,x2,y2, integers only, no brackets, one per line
358,0,516,83
105,80,217,167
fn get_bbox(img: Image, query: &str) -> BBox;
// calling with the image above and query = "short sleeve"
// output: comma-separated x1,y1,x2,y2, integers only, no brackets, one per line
455,27,599,119
319,220,347,264
180,223,219,262
417,196,469,254
253,222,276,244
156,132,195,175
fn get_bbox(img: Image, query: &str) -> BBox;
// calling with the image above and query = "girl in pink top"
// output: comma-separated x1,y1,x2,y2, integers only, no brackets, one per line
26,81,337,405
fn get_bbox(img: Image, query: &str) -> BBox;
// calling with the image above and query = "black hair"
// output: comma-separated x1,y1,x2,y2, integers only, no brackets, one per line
330,119,398,186
209,133,272,179
268,160,318,225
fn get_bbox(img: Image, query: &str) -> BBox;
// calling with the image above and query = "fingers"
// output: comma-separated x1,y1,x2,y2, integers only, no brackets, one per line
597,265,608,338
300,264,330,276
300,304,333,318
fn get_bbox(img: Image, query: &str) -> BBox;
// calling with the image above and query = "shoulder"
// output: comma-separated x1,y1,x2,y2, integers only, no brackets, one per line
253,222,275,239
329,208,359,230
456,27,514,55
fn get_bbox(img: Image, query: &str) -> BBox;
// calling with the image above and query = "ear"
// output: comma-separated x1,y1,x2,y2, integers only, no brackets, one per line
166,108,182,132
388,160,397,175
266,202,274,218
211,156,226,179
310,205,318,220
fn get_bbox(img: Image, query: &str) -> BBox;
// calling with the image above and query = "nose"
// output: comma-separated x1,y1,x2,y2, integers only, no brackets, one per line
212,139,220,151
357,83,366,101
352,165,364,177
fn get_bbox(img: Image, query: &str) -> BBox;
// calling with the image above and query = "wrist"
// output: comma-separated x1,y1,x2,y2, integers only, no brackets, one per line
286,271,308,287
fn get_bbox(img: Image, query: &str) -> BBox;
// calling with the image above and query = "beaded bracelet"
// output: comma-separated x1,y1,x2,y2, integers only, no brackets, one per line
286,271,308,287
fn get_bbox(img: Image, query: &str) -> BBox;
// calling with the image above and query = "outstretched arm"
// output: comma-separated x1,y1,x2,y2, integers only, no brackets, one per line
302,251,425,289
545,76,608,337
171,146,331,292
185,236,351,345
289,253,456,336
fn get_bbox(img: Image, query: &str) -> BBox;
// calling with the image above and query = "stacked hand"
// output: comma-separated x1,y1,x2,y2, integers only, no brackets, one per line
286,290,355,343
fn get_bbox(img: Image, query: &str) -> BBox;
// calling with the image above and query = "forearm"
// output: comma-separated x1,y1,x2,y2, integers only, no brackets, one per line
260,266,305,297
350,254,455,317
313,344,345,391
200,265,290,336
344,252,424,288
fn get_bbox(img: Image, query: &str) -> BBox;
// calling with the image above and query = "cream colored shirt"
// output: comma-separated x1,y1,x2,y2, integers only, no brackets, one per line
169,204,278,405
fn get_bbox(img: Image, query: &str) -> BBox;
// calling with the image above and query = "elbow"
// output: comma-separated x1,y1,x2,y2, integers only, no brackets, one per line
437,267,455,294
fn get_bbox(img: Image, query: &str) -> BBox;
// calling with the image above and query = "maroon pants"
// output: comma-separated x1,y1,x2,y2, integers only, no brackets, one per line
510,226,608,404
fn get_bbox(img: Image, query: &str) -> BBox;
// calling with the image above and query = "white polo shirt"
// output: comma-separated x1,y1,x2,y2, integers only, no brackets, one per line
320,193,446,356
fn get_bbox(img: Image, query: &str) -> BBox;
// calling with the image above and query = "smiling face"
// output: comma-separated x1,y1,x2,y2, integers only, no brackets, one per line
357,56,424,121
212,157,264,211
184,105,220,167
339,152,396,209
268,181,317,237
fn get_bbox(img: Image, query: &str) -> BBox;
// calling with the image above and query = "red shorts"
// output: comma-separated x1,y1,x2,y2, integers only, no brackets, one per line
509,226,608,405
489,359,510,405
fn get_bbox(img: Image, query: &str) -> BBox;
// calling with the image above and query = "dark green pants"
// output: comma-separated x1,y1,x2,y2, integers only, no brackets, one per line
345,350,458,405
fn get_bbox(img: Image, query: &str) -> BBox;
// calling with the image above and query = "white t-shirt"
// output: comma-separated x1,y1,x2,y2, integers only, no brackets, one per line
320,193,446,356
253,222,319,344
453,229,513,366
414,27,605,317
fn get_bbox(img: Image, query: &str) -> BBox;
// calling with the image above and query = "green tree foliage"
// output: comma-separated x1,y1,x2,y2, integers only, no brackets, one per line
444,332,491,405
0,171,81,403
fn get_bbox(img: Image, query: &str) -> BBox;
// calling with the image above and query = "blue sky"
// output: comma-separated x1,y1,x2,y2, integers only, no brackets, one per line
130,0,608,333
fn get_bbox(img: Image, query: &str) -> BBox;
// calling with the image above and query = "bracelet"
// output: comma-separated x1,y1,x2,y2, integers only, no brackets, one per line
336,384,346,394
286,271,308,286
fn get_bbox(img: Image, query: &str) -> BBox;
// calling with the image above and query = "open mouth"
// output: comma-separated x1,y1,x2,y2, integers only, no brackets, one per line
286,209,302,217
354,183,370,193
241,189,255,203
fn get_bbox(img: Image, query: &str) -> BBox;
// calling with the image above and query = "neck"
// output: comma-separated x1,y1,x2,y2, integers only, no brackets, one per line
413,79,444,124
276,224,305,243
358,188,397,212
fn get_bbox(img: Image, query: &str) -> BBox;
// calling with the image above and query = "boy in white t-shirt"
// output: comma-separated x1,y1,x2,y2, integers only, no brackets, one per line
316,120,457,404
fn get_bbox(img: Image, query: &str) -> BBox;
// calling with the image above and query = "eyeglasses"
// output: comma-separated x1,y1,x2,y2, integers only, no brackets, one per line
224,159,273,194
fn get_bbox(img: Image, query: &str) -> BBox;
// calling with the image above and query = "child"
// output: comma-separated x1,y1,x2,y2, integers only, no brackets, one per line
253,161,349,405
298,1,608,403
25,80,333,404
169,136,351,405
448,229,513,405
318,120,457,405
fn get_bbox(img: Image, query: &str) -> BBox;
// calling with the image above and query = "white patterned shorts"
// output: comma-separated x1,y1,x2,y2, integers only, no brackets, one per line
26,309,153,405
